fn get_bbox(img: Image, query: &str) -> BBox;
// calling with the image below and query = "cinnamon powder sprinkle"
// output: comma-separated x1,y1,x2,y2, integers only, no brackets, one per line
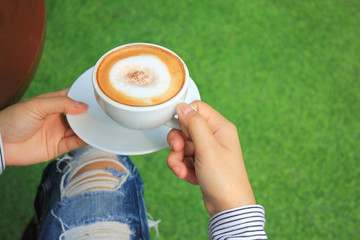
127,70,151,86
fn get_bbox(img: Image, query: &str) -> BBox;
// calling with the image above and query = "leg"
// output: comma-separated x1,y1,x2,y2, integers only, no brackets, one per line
33,146,150,240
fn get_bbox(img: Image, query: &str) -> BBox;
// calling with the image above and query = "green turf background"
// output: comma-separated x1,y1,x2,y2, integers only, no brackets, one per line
1,0,359,239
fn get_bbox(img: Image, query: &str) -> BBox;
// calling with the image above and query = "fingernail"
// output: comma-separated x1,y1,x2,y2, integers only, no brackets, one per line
180,103,195,116
173,167,180,176
75,101,88,109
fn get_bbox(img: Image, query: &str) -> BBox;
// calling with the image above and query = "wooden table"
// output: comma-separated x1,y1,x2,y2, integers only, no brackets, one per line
0,0,46,110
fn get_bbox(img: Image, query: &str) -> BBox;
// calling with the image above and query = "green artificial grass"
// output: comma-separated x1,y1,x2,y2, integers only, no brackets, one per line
1,0,359,239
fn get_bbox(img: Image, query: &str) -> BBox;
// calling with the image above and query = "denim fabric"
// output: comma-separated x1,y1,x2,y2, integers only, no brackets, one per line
34,146,150,240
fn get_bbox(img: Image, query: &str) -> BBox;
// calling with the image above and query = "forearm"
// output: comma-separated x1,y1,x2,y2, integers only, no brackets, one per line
208,204,267,240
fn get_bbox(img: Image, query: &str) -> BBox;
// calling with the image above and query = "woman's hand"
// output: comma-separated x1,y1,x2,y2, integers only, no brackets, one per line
167,101,256,216
0,89,88,166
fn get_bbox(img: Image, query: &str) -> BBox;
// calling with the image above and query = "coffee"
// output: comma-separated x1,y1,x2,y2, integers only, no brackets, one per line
96,44,185,107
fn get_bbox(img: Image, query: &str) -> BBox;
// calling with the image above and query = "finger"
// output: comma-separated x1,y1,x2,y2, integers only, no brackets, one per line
64,128,76,138
58,135,87,156
184,140,195,157
167,129,195,156
190,101,233,134
167,148,188,179
32,96,88,118
167,129,186,152
182,157,198,185
35,89,70,98
177,102,218,152
189,101,237,143
178,101,238,148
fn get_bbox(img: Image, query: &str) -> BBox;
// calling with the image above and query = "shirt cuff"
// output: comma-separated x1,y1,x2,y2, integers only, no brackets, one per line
208,204,267,240
0,131,5,174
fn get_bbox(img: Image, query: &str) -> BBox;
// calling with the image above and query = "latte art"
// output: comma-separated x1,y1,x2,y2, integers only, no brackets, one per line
96,44,185,106
109,56,170,99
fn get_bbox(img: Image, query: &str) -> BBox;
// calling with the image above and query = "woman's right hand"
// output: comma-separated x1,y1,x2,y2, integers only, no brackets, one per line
167,101,256,216
0,89,88,166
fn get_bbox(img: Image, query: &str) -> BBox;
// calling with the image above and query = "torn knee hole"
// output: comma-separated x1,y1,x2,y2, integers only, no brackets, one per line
62,158,129,198
70,158,125,180
60,221,132,240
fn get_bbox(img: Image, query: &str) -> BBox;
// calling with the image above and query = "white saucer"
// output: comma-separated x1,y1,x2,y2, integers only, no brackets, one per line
66,67,200,155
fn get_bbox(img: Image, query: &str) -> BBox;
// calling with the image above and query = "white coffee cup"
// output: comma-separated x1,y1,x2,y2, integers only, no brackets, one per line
92,43,190,130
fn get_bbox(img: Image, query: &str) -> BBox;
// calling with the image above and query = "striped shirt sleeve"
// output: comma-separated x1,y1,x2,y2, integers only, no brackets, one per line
208,204,267,240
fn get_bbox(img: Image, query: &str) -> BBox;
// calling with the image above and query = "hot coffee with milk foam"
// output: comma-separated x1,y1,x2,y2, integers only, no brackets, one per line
96,44,185,107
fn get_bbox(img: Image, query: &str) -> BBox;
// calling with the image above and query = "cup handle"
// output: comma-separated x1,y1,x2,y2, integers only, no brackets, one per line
164,115,181,130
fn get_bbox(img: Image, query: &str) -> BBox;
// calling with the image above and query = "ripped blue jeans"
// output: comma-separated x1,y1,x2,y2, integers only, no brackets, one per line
33,146,151,240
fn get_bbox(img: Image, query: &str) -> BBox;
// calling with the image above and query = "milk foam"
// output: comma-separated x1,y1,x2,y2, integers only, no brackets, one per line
109,55,171,99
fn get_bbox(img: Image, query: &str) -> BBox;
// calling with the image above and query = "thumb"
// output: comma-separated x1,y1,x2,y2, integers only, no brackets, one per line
31,96,88,117
177,103,217,151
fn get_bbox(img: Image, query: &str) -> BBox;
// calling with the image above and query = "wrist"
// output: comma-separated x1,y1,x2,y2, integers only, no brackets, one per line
205,179,256,216
209,197,256,216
